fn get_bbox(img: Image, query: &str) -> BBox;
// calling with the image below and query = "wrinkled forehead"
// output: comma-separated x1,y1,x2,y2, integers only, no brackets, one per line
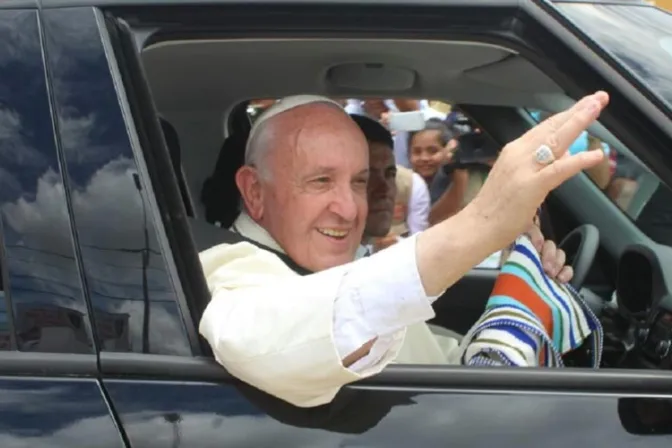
270,105,369,167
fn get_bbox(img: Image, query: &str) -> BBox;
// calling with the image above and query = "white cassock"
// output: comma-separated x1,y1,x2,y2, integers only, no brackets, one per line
199,213,463,408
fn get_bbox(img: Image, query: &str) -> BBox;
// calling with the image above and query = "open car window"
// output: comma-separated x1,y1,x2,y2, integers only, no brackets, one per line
526,108,672,247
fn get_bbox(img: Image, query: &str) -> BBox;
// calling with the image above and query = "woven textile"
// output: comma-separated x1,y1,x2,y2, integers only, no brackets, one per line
461,236,603,368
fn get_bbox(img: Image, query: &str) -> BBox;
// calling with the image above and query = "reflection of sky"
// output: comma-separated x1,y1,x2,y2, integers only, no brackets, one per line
0,10,94,352
0,7,191,356
558,4,672,110
37,8,191,356
0,379,119,443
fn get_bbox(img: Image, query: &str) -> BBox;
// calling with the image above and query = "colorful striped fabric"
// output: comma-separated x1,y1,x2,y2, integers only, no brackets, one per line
461,235,603,368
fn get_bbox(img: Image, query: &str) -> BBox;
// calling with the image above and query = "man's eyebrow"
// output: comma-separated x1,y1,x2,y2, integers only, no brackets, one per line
301,167,369,179
302,166,338,178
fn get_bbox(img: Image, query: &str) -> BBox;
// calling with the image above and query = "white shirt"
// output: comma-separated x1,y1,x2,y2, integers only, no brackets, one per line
407,172,431,234
199,213,457,408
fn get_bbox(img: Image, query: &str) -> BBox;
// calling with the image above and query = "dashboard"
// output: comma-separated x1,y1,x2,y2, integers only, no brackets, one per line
617,243,672,367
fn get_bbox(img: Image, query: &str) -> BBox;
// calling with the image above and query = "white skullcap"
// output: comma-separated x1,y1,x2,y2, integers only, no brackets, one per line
244,95,344,163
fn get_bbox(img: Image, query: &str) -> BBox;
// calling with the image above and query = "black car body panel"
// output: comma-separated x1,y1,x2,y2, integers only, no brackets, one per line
0,377,124,447
104,379,672,447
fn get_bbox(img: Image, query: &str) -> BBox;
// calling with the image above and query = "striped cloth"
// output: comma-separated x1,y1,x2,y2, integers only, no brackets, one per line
461,235,603,368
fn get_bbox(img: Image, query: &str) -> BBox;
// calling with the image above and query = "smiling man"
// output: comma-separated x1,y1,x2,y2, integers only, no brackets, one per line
198,93,609,408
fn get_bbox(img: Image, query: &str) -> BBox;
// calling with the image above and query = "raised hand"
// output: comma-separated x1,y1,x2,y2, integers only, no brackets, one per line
466,92,609,251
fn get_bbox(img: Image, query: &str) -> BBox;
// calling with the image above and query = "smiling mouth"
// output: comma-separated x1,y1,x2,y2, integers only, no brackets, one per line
317,228,349,240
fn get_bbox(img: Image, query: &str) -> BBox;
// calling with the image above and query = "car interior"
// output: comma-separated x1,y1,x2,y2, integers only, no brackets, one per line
138,36,672,371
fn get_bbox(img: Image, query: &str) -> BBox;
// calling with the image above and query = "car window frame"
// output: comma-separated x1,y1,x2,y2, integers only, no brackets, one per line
74,7,206,357
98,0,672,397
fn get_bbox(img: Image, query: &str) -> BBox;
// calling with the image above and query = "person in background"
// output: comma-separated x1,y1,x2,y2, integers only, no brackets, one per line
345,99,446,167
428,128,499,225
408,119,457,205
349,114,429,255
389,165,431,237
370,164,431,252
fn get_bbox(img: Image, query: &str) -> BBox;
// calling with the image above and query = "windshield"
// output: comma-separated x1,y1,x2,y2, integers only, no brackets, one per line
556,2,672,110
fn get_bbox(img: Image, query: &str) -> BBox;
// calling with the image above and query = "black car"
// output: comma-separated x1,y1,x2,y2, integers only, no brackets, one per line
3,0,672,445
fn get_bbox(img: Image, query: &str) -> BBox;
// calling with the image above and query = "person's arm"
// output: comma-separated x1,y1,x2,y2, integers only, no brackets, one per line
428,168,469,226
199,201,499,404
583,137,612,190
199,236,436,407
407,173,431,233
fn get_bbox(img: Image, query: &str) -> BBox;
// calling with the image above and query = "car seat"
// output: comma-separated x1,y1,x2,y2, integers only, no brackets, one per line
159,117,195,218
200,102,252,229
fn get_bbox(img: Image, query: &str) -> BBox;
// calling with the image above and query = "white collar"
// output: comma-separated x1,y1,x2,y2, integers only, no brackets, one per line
230,212,286,254
355,244,372,259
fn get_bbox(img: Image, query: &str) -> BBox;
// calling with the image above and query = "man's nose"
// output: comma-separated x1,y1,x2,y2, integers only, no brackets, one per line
370,178,391,196
330,184,359,221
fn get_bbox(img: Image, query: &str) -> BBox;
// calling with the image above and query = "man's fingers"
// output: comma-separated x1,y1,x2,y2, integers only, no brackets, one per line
545,92,608,158
525,224,544,252
541,240,558,275
540,148,606,190
554,248,567,275
521,92,607,149
557,265,574,284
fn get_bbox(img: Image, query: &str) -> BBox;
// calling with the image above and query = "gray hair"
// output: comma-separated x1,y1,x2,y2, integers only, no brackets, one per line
244,95,346,180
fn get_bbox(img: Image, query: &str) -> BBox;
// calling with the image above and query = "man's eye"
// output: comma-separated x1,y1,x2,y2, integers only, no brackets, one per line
313,176,330,184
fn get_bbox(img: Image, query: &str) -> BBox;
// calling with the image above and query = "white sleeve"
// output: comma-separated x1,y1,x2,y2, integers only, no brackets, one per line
198,235,437,407
406,173,431,234
331,234,437,372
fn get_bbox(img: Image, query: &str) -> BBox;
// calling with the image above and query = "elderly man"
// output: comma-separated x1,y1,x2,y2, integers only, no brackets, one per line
199,93,608,407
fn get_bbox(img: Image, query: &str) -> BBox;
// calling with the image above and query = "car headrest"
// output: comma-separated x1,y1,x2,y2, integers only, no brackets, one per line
200,132,248,227
159,117,195,217
229,101,252,136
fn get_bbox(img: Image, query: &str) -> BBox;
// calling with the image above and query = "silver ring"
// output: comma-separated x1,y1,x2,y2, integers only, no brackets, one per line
535,144,556,166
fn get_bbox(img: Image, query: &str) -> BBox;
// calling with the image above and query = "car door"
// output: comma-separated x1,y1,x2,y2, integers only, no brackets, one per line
0,5,124,447
62,1,672,447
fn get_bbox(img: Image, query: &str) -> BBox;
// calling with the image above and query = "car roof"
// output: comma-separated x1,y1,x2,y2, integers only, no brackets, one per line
7,0,651,11
27,0,519,6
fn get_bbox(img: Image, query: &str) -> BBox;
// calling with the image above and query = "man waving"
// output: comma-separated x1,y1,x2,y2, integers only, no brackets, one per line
199,93,609,407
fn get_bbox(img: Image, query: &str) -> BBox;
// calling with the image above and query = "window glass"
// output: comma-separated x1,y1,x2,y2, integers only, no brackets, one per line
0,10,96,353
42,8,192,356
527,108,672,246
556,2,672,112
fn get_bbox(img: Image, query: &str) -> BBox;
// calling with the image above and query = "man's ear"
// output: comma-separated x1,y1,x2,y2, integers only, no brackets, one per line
235,166,264,220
